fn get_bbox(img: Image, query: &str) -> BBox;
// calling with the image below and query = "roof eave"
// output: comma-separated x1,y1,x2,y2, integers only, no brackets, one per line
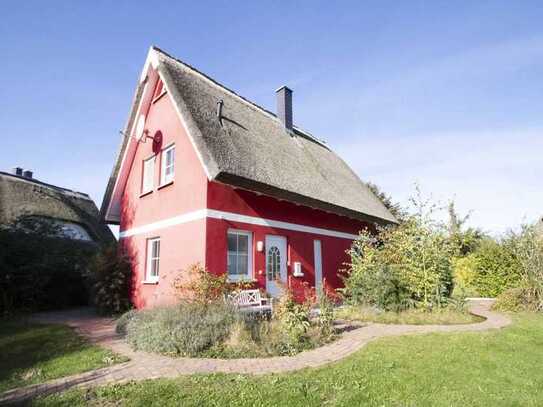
213,172,398,226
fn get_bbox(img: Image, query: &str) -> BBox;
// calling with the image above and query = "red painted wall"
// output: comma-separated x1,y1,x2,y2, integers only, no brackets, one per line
120,89,208,308
205,182,372,300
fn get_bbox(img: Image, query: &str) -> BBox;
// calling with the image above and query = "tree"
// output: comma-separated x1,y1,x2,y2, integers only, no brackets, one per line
366,182,407,223
342,189,454,310
447,201,485,256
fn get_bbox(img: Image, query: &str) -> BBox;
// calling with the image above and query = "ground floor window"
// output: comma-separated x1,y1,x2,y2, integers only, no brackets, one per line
227,230,252,281
145,237,160,283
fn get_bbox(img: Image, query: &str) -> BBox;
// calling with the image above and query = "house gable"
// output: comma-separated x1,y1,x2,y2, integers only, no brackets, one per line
103,50,211,224
119,79,209,233
101,46,397,226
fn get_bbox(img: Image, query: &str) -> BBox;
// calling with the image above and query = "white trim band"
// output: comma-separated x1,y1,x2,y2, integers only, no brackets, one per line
119,209,359,240
119,209,207,238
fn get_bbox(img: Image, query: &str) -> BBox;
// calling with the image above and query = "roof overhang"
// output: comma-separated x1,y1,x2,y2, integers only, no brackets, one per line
214,172,397,226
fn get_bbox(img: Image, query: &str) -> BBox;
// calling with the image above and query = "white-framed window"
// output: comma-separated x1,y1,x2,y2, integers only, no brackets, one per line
145,237,160,283
160,144,175,185
227,230,253,281
142,155,155,194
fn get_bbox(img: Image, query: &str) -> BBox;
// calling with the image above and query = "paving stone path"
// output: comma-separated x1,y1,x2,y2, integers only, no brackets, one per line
0,299,510,404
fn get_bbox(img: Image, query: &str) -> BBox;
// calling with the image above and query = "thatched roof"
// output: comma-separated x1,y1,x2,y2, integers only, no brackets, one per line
0,171,114,244
101,47,397,225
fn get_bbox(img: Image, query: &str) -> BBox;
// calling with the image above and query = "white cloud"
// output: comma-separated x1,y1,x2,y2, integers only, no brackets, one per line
334,127,543,235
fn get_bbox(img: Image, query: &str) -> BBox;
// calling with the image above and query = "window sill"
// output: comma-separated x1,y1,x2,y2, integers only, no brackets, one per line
142,280,159,285
158,180,174,190
139,190,153,198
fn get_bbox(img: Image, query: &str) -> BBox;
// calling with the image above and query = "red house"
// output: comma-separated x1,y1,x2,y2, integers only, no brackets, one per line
101,47,396,308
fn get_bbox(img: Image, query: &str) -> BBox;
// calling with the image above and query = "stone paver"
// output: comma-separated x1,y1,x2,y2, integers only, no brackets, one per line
0,300,510,405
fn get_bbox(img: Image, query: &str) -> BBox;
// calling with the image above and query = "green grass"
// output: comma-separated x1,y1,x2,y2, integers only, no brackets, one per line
0,320,127,393
336,305,484,325
35,313,543,406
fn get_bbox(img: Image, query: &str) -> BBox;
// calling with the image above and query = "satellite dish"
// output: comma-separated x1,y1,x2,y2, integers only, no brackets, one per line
152,131,163,153
135,115,146,141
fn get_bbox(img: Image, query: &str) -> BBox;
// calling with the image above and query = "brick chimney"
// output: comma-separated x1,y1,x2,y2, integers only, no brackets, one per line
276,86,293,131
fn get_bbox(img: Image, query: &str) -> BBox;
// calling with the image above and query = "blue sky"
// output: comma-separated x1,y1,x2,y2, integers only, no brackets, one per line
1,1,542,234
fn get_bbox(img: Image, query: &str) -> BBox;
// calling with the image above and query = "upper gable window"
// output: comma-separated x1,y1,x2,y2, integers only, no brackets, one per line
161,144,175,185
142,155,155,194
153,79,166,101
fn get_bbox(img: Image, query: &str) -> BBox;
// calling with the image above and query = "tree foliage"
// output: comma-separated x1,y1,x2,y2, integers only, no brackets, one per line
468,238,521,297
447,201,485,256
0,217,96,314
87,245,132,315
366,182,407,223
504,225,543,310
342,192,454,310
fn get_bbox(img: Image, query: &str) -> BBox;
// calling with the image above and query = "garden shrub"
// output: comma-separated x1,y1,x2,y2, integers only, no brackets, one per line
273,290,311,353
115,309,138,335
124,301,237,356
172,263,253,305
342,216,454,311
453,255,478,292
88,245,132,315
505,226,543,310
470,239,521,297
492,287,533,312
314,291,336,341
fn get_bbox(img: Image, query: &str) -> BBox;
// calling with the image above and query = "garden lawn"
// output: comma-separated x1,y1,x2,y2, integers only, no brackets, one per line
36,313,543,406
0,320,127,393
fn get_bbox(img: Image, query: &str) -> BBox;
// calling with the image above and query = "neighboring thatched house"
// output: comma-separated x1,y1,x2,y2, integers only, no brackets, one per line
0,168,115,311
0,167,114,244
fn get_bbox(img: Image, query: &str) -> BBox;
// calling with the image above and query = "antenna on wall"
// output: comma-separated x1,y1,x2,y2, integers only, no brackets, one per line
120,114,163,152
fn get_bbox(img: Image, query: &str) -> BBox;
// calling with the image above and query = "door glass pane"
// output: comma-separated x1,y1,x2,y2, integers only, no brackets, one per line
267,246,280,280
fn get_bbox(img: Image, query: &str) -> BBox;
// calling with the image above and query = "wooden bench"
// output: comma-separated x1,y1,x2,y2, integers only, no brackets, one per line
227,289,273,314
